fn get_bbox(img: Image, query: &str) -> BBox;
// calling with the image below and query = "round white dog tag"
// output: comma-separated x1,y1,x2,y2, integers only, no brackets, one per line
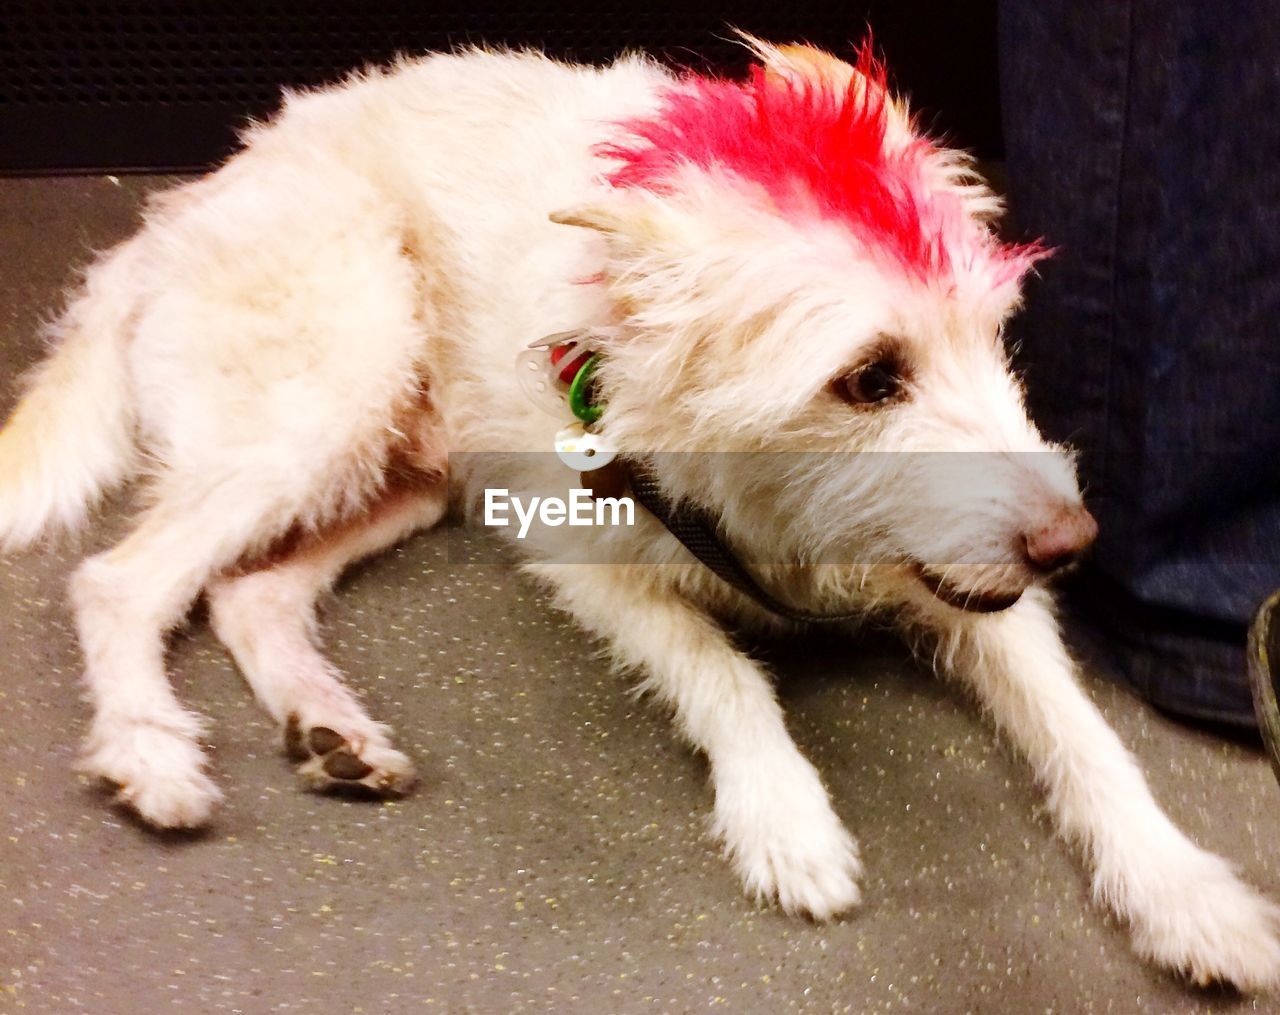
554,422,617,472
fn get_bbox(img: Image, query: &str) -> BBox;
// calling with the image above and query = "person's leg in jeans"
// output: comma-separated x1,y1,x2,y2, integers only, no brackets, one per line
1000,0,1280,725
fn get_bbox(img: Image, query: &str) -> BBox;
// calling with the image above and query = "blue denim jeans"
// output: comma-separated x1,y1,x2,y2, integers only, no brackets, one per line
999,2,1280,725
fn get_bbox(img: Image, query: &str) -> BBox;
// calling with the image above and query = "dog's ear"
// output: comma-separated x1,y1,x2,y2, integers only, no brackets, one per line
746,37,896,107
748,37,1007,227
550,196,689,252
551,201,657,239
549,205,628,234
745,37,919,150
758,41,860,90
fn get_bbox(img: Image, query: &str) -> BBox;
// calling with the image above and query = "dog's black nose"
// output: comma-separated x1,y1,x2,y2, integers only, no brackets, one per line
1024,505,1098,573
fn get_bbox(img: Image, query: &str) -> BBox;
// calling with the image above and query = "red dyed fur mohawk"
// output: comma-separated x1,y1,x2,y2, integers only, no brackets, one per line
599,39,1044,290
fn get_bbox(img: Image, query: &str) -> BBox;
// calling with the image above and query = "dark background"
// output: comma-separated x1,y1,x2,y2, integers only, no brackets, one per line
0,0,1001,174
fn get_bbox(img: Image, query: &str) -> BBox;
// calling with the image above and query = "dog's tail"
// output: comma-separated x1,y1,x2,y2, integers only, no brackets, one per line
0,237,146,552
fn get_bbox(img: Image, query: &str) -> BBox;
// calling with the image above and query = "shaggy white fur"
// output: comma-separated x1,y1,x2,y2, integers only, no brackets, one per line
0,43,1276,990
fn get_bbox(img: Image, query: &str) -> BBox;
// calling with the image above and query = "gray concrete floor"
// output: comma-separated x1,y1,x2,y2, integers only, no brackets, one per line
1,175,1278,1014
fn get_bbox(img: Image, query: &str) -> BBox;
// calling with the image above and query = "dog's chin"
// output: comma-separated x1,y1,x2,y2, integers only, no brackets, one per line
914,566,1024,614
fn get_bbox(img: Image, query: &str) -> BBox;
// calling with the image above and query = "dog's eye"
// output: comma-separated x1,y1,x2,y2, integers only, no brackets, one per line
838,361,902,406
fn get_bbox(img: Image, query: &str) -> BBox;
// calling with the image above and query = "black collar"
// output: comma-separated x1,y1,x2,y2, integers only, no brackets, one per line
625,457,860,626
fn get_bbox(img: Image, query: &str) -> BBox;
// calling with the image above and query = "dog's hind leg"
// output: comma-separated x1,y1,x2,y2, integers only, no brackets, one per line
56,159,444,827
208,480,448,797
72,476,325,828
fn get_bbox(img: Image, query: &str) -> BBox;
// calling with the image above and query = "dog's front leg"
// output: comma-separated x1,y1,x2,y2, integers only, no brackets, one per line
930,588,1280,990
533,563,862,919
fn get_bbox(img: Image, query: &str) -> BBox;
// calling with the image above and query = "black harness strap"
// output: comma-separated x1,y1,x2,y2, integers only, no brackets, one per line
625,458,860,626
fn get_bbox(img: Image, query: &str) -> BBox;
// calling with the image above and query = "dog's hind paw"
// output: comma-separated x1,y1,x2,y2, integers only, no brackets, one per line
1120,847,1280,993
285,714,417,798
80,718,221,829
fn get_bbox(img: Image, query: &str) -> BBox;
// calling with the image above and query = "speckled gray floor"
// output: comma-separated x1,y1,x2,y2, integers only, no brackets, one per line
2,175,1278,1014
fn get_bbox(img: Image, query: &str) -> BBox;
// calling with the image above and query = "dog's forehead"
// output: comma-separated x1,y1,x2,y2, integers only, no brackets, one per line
769,232,1021,360
600,44,1044,295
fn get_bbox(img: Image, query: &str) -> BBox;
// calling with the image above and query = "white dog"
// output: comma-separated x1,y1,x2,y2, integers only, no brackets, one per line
1,40,1277,990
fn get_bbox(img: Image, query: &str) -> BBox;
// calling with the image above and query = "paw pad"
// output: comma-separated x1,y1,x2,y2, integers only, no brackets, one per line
322,748,374,780
283,715,416,798
308,726,345,756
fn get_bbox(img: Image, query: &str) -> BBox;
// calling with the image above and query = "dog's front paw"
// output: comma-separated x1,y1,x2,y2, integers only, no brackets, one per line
285,714,417,797
713,755,862,920
1114,846,1280,992
80,716,221,829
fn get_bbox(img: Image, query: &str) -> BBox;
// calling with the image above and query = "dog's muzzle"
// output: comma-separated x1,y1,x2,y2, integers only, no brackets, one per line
915,565,1024,614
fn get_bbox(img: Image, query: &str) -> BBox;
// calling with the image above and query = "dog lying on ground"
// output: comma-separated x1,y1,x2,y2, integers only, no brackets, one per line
1,39,1277,990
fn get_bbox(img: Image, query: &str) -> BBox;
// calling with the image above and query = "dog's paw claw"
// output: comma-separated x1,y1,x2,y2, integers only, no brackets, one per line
284,714,416,798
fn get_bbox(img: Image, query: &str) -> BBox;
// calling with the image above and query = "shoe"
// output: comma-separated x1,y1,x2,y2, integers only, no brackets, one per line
1248,589,1280,784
